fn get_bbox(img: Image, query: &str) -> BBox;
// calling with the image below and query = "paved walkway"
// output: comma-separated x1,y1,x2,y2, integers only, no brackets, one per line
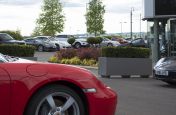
34,51,56,62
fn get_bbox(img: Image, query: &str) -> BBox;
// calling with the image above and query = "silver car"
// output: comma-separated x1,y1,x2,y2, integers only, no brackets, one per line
100,38,120,47
72,37,90,48
34,36,57,52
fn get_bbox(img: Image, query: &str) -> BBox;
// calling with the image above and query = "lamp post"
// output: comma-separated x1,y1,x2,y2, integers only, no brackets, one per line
130,7,134,39
140,13,142,38
120,22,127,36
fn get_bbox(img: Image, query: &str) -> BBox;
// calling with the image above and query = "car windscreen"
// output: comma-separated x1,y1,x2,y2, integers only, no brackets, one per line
55,38,68,41
0,34,14,41
0,53,8,62
0,53,19,62
103,38,110,41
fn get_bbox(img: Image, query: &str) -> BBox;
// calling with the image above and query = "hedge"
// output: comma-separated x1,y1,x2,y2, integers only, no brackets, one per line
87,37,103,45
0,44,35,57
67,38,75,45
55,48,101,61
101,47,150,58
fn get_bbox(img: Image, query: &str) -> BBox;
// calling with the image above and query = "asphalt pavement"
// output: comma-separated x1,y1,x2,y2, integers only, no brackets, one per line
34,51,176,115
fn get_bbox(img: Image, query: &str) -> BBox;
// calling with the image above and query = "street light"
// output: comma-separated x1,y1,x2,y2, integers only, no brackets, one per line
120,22,127,36
140,13,142,38
130,7,134,39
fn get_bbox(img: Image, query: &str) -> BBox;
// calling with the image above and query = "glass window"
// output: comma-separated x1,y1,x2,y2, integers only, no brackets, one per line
155,0,176,16
0,54,7,63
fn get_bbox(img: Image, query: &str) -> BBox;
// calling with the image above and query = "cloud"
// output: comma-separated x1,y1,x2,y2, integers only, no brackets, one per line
104,0,142,14
62,2,84,8
0,0,88,7
61,0,88,8
0,0,41,6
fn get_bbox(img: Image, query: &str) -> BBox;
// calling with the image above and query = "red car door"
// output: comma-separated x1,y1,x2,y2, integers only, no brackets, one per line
0,67,11,115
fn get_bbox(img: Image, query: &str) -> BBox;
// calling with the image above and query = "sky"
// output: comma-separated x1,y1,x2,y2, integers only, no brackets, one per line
0,0,146,36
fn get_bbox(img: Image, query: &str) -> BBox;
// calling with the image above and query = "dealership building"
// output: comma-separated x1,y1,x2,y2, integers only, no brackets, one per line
144,0,176,64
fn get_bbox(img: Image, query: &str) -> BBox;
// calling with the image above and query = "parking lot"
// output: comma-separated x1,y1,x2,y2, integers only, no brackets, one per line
101,78,176,115
35,51,176,115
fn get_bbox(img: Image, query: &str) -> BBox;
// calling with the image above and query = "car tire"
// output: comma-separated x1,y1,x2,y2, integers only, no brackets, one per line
75,42,81,49
38,45,44,52
107,43,113,47
56,44,60,51
24,84,85,115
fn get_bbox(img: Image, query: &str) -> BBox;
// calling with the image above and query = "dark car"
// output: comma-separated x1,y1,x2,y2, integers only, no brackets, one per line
0,33,25,45
153,57,176,85
119,38,148,47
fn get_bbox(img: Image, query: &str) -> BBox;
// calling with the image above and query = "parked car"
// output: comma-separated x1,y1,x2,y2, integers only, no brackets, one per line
124,37,132,42
33,36,58,52
0,53,117,115
24,38,37,46
153,57,176,85
56,34,74,39
100,38,120,47
119,38,148,47
111,37,128,44
54,37,72,49
0,33,25,45
72,37,90,48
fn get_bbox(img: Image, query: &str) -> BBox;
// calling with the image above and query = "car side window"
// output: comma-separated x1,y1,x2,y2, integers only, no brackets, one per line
0,57,4,63
0,54,7,63
132,39,141,44
0,35,3,41
37,37,47,41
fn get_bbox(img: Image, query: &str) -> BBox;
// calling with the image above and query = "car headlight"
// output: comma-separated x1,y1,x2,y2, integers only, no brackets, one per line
83,88,97,93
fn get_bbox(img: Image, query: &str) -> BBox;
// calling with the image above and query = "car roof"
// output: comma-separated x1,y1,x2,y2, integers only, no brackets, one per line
35,36,51,38
0,33,8,35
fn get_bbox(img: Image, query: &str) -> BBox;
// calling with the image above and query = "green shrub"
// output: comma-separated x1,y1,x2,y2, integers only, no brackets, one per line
48,56,59,63
67,38,75,45
82,59,97,66
70,57,81,65
101,47,150,58
58,57,97,66
60,58,70,64
95,37,103,44
87,37,96,45
0,44,35,57
103,36,112,39
87,37,103,45
0,30,23,40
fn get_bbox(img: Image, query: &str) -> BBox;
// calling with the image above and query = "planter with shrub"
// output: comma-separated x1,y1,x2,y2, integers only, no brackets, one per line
87,37,103,47
0,44,37,60
98,47,152,78
48,48,100,66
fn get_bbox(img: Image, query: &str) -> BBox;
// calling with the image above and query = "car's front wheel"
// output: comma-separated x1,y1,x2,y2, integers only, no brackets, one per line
24,85,85,115
38,45,44,52
107,43,113,47
74,42,81,49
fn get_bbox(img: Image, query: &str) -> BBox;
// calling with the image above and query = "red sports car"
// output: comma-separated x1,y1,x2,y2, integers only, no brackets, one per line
0,53,117,115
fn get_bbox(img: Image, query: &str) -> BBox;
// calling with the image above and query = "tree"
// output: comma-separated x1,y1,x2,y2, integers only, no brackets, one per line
31,24,42,36
34,0,65,36
85,0,105,36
